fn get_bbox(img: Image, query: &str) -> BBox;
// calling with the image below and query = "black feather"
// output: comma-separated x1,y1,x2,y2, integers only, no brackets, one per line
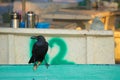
29,35,48,64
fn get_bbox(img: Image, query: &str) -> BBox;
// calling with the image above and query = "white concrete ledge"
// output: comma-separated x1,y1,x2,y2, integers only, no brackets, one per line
0,28,113,36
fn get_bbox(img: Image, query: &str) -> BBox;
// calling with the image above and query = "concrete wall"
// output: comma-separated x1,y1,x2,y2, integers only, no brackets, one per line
0,28,115,64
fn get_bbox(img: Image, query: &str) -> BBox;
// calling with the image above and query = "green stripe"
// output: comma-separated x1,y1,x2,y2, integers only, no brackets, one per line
0,64,120,80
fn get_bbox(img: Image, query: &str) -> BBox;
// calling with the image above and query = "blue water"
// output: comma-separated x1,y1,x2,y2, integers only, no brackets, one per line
0,64,120,80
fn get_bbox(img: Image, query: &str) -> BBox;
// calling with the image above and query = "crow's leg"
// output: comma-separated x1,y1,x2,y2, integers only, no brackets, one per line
33,62,37,70
37,61,41,66
44,59,49,69
33,61,41,70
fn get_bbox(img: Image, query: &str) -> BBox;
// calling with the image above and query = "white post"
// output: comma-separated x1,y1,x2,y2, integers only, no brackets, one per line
8,35,15,64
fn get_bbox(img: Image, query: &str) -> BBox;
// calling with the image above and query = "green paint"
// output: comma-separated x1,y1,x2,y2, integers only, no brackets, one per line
0,64,120,80
49,37,75,64
29,37,75,65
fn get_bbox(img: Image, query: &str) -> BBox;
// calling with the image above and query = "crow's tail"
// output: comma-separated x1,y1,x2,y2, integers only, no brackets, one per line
28,56,35,63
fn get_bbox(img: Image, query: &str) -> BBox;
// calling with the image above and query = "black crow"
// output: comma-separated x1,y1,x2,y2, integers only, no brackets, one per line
29,35,48,70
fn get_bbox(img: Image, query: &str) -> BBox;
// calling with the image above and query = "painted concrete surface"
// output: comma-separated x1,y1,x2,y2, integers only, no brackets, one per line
0,28,115,64
0,64,120,80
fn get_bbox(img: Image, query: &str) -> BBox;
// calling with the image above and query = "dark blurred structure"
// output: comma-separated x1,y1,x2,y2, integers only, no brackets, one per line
0,0,14,3
0,0,14,26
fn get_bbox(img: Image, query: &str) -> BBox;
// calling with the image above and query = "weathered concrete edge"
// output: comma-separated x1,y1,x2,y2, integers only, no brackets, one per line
0,28,113,36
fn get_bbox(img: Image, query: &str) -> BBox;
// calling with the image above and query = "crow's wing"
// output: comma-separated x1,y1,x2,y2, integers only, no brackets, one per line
35,42,48,62
28,43,38,63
